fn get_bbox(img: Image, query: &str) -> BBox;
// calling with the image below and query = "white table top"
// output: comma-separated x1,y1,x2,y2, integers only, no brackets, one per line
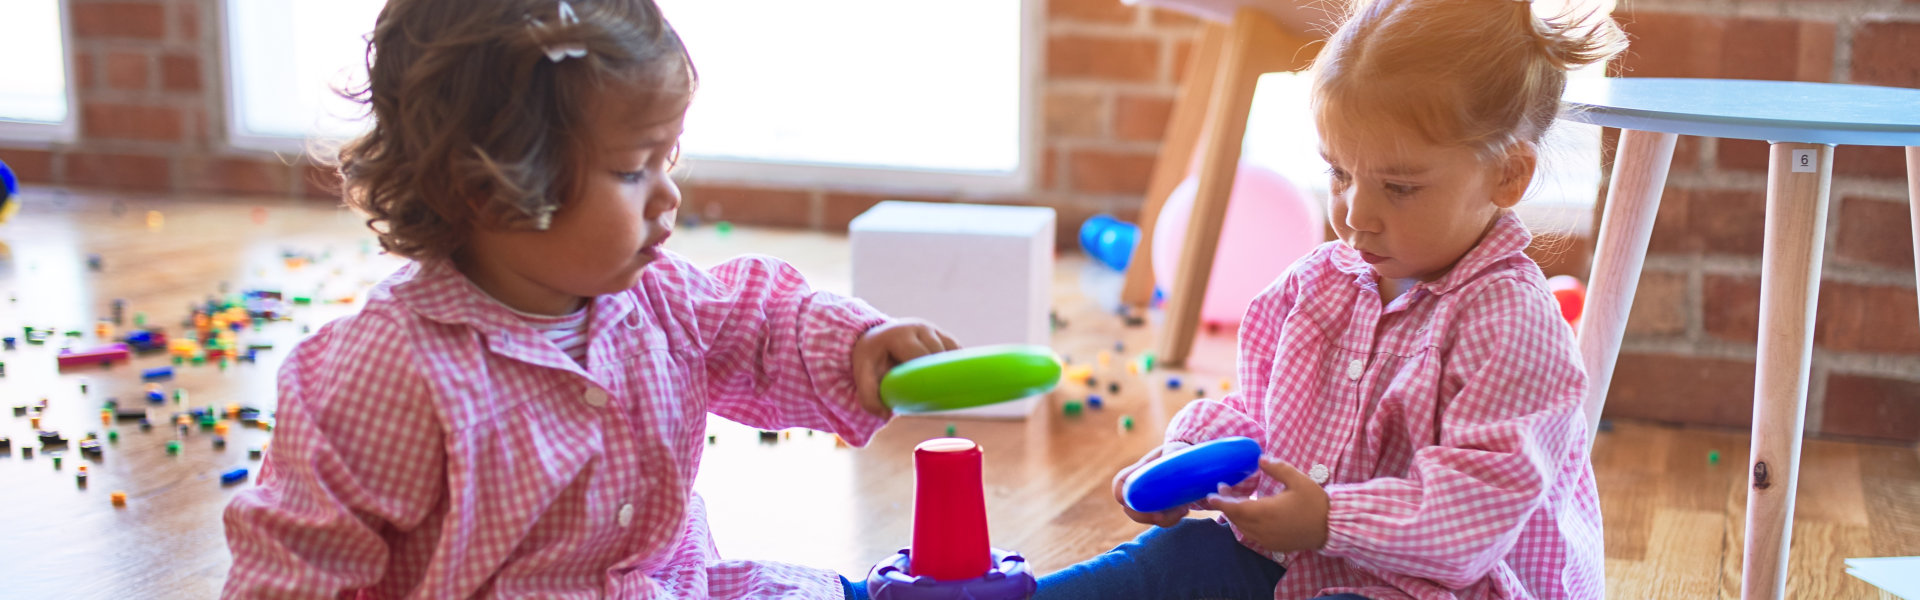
1561,78,1920,147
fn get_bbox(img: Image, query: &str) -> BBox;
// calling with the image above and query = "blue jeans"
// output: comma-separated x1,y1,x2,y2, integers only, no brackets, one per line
1033,518,1366,600
842,574,868,600
843,519,1365,600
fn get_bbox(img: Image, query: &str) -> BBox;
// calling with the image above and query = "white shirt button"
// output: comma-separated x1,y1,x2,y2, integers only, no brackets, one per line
1346,359,1364,380
1309,463,1330,485
617,503,634,527
583,388,608,407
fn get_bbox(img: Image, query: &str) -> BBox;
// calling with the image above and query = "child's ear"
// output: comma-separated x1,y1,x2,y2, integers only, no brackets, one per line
1492,147,1537,209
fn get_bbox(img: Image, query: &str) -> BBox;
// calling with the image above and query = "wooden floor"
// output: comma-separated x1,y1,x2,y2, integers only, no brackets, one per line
0,190,1913,599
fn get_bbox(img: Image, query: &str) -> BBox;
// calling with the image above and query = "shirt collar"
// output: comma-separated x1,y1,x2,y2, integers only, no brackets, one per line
1328,210,1533,297
385,259,638,373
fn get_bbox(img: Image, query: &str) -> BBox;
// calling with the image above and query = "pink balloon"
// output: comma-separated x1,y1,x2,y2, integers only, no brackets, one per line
1152,163,1323,325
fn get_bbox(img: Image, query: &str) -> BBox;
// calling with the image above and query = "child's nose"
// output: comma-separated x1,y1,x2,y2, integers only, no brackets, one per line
1344,191,1383,233
648,177,682,217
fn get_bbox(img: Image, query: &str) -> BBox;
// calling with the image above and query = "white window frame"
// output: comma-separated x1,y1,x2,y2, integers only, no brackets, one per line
216,0,1046,196
0,0,80,144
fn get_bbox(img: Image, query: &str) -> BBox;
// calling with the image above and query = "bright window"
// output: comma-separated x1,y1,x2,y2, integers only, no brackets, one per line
655,0,1033,191
222,0,386,149
0,0,75,140
222,0,1036,193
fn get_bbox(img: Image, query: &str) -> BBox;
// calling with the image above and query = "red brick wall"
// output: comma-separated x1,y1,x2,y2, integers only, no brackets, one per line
1601,2,1920,442
0,0,331,198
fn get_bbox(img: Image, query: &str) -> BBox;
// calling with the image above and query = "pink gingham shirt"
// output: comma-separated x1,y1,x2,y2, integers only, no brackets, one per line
223,251,891,599
1167,213,1601,600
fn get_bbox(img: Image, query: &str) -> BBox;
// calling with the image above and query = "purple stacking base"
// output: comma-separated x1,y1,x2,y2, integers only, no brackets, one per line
866,547,1036,600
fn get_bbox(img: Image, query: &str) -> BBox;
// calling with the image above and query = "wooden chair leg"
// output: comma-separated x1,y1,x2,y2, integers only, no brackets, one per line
1154,7,1289,367
1739,143,1834,600
1908,147,1919,329
1120,25,1226,311
1576,129,1677,434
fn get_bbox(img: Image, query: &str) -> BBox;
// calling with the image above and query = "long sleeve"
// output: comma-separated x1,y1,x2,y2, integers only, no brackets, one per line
1164,273,1299,446
646,252,890,445
1316,277,1587,589
222,313,445,599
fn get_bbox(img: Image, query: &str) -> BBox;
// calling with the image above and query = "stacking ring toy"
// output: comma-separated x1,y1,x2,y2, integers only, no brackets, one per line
1122,436,1262,513
880,344,1062,414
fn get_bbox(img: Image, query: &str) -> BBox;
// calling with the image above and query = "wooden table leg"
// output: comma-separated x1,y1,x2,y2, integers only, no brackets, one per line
1120,25,1224,311
1576,129,1677,434
1908,147,1919,329
1153,8,1280,367
1740,142,1834,600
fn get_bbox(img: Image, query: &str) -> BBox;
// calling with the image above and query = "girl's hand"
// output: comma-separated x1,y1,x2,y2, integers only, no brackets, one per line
1111,441,1195,527
1207,458,1331,554
851,319,960,418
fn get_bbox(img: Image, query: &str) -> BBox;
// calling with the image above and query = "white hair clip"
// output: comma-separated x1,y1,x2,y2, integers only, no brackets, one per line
529,0,587,63
530,204,556,231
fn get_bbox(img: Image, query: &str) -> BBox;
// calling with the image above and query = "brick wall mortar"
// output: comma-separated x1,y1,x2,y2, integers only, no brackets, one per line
1607,335,1920,434
1832,177,1918,200
1836,18,1855,87
1644,253,1917,289
1665,169,1771,191
1809,262,1916,288
187,0,229,160
1818,349,1920,380
1806,358,1832,432
1621,337,1759,360
1684,259,1706,342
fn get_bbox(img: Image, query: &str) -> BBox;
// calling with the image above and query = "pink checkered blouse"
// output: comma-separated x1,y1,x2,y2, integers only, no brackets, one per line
1167,213,1602,600
223,252,890,599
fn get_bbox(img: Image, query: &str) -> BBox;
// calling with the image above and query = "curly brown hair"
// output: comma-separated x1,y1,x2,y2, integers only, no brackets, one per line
331,0,696,261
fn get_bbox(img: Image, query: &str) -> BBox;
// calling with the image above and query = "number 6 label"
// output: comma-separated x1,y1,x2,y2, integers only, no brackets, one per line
1792,149,1816,173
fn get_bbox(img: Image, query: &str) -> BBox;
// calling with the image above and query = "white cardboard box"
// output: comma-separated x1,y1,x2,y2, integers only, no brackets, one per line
850,201,1056,418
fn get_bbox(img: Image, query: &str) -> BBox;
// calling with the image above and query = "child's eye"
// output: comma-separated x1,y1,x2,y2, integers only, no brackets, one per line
663,143,682,171
1327,167,1351,188
615,170,647,184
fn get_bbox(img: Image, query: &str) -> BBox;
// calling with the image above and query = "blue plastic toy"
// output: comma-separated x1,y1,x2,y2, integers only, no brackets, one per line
1078,215,1139,271
1122,436,1262,513
0,158,19,225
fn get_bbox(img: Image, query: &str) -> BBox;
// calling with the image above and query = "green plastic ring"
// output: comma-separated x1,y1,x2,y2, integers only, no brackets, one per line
881,344,1063,414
